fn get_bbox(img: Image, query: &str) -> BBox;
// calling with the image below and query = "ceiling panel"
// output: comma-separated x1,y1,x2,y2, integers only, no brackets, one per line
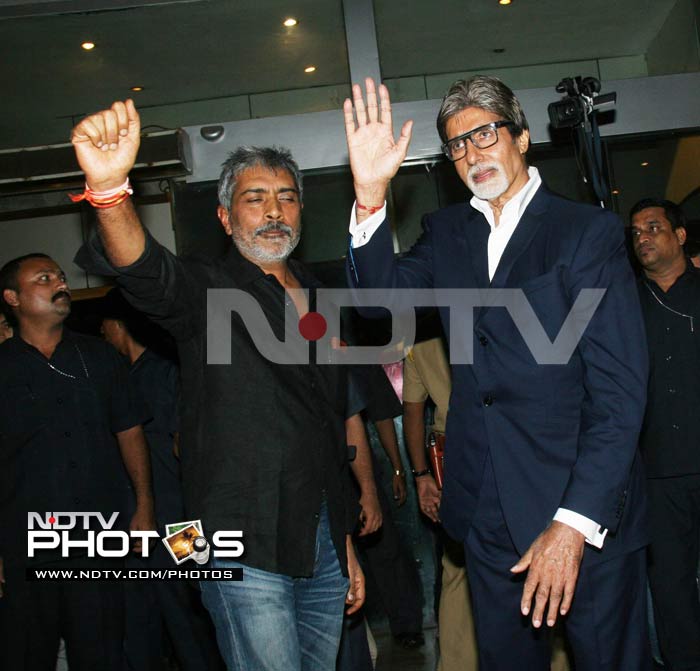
375,0,678,78
0,0,348,146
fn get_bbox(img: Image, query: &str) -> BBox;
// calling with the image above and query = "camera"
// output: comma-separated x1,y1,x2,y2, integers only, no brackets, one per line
548,96,587,128
548,76,616,129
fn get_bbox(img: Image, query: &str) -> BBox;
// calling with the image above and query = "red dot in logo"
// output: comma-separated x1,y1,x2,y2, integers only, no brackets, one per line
298,312,327,341
49,516,56,524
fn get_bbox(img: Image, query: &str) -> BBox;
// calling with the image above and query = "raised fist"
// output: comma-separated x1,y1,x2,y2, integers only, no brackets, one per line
71,99,141,191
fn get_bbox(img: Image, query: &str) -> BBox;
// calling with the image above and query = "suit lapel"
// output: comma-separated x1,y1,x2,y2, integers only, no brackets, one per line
461,208,490,287
489,186,550,289
450,205,490,324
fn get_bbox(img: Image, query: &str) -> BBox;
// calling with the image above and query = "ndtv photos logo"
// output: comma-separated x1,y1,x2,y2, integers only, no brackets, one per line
27,512,244,564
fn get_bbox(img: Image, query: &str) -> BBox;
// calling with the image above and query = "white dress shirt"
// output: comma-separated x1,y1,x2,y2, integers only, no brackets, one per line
349,166,607,548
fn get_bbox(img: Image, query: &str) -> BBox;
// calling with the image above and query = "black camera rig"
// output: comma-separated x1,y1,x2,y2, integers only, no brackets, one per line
547,76,617,207
548,76,616,129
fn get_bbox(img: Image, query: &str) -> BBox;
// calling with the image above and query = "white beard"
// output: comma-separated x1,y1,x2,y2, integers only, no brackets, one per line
467,163,509,201
232,224,301,263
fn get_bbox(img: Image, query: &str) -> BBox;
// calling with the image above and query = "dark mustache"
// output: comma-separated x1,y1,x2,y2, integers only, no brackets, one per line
52,290,71,302
254,222,292,237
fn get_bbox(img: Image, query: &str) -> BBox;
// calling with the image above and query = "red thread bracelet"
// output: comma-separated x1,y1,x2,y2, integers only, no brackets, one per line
356,202,384,215
69,179,133,209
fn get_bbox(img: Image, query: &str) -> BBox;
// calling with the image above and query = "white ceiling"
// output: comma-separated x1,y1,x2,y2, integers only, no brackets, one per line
0,0,685,150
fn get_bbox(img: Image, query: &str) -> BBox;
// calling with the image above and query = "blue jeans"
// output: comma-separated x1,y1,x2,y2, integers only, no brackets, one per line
200,504,348,671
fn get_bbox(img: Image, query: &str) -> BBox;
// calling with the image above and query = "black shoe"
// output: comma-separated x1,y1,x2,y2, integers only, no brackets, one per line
394,632,425,649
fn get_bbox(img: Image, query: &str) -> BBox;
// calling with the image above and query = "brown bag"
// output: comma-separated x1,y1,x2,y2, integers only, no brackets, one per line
427,432,445,489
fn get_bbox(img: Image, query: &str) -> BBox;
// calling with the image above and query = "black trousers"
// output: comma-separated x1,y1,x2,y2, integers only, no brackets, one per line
355,451,423,636
463,454,651,671
647,474,700,671
0,558,124,671
124,543,224,671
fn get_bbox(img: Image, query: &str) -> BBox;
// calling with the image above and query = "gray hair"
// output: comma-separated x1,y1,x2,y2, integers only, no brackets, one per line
436,76,529,143
217,146,303,210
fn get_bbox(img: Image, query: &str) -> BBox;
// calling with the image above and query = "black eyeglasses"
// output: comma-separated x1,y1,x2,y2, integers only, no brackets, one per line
441,121,516,162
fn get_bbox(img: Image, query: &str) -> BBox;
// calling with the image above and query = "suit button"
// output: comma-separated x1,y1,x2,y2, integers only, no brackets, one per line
479,336,488,346
483,395,493,407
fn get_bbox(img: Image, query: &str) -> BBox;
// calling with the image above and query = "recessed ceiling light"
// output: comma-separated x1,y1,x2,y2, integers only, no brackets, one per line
283,17,298,27
641,161,649,167
499,0,512,5
130,86,144,92
612,189,620,195
81,41,95,50
304,66,316,73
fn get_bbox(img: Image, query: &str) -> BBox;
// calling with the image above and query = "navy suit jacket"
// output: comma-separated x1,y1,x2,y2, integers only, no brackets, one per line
348,186,649,562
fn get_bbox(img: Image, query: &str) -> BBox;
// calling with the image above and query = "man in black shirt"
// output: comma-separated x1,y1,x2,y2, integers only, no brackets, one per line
0,253,155,671
71,99,364,671
630,198,700,671
100,289,223,670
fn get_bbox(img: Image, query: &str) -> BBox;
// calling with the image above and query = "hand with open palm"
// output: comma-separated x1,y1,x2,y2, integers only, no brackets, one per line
343,78,413,221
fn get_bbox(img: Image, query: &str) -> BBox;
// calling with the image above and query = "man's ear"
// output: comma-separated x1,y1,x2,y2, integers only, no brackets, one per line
517,129,530,155
2,288,18,308
676,226,687,246
217,205,232,236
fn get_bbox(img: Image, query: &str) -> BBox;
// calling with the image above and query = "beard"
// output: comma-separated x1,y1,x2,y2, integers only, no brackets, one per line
467,162,510,201
232,221,301,263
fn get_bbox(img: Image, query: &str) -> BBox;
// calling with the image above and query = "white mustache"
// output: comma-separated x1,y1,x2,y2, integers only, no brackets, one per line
254,222,292,237
468,164,499,180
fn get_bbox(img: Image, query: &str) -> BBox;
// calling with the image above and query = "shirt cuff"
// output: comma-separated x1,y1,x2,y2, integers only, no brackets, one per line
349,201,387,248
553,508,608,549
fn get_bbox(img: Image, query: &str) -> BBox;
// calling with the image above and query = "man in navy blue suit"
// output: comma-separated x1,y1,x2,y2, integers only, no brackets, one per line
343,76,650,670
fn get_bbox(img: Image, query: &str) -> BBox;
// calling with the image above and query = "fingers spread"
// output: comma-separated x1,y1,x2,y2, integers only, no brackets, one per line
365,77,378,123
547,584,563,627
378,83,392,127
343,98,357,135
531,583,550,628
352,83,367,126
560,578,576,616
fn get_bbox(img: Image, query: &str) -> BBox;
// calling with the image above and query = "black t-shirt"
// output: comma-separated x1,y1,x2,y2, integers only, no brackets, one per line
0,329,145,566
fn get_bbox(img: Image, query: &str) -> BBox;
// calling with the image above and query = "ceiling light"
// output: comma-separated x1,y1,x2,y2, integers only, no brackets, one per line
612,189,620,195
304,66,316,73
641,161,649,167
283,18,298,27
81,41,95,50
130,86,144,92
499,0,512,5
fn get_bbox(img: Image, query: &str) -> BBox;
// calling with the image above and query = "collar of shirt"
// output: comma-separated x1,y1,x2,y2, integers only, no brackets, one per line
642,261,700,294
469,166,542,280
222,241,320,289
